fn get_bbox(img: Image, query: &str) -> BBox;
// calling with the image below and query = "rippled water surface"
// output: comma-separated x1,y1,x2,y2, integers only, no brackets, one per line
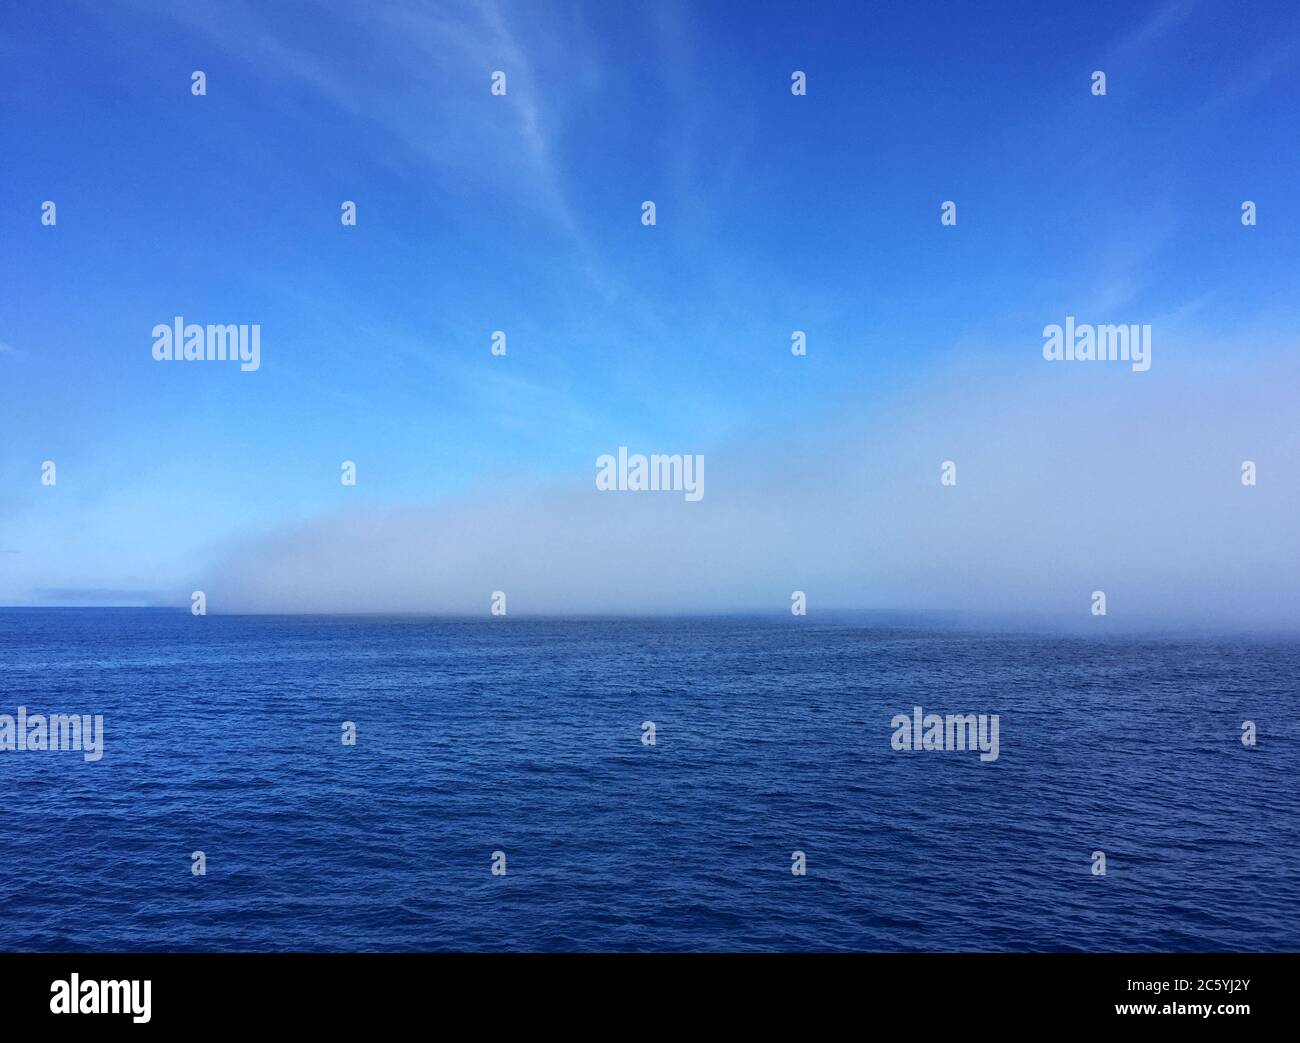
1,609,1296,951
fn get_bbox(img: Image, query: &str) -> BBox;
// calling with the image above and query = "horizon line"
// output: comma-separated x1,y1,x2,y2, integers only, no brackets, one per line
2,605,1298,638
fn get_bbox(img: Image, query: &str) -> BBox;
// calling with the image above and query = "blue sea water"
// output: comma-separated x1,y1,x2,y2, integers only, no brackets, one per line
0,608,1296,952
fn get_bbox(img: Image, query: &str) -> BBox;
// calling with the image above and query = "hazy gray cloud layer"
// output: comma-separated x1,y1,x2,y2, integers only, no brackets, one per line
200,348,1300,629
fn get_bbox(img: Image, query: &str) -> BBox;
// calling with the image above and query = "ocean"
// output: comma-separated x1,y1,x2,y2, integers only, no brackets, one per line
1,608,1296,952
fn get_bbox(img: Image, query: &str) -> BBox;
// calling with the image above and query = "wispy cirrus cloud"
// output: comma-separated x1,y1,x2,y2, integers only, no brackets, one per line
140,0,598,238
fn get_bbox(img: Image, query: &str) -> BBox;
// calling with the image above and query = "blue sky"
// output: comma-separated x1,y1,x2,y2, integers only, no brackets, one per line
2,0,1298,621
